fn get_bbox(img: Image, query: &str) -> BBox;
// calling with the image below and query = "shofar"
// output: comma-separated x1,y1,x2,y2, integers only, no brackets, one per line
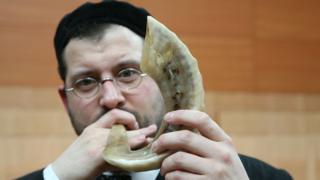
102,16,205,172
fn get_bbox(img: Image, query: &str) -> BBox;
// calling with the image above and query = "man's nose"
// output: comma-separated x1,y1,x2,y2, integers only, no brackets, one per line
99,80,125,109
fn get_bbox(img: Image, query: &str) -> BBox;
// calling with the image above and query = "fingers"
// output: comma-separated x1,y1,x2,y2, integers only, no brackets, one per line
152,130,213,157
161,151,245,180
153,110,249,179
160,151,207,176
127,124,157,138
164,110,231,142
151,110,229,157
127,124,157,148
88,108,158,149
151,110,236,158
92,109,139,130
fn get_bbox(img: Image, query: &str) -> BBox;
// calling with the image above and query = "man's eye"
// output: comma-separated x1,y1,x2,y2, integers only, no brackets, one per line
74,78,97,91
117,68,140,82
118,68,139,77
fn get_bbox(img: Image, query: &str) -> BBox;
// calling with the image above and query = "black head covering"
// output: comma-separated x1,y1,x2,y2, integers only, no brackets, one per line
54,1,150,80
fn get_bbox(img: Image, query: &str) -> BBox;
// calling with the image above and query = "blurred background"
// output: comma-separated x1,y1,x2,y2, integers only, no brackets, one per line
1,0,320,179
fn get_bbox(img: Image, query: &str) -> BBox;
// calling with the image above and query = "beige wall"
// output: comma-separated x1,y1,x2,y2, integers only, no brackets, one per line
1,0,320,92
1,0,320,179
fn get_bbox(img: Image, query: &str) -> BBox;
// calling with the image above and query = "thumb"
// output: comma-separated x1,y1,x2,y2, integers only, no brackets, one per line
92,109,138,130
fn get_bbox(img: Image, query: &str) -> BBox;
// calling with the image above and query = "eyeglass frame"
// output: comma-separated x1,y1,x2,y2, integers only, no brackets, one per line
65,68,147,99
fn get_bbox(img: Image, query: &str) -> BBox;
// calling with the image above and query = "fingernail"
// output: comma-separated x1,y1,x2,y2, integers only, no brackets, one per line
148,124,157,131
151,141,158,152
164,112,174,122
146,137,153,143
135,122,139,129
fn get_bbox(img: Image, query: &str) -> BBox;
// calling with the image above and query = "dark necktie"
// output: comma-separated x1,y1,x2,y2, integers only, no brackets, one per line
96,173,132,180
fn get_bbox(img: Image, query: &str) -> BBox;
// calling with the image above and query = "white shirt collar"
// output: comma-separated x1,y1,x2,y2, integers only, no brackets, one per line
131,169,160,180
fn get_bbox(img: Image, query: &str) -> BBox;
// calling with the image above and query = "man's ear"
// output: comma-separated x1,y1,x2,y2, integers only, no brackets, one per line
58,85,68,110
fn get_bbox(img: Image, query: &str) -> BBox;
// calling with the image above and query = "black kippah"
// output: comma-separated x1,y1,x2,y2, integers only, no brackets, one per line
54,1,150,80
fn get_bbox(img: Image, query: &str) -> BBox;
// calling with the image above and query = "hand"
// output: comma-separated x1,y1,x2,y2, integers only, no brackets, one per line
151,110,249,180
51,109,157,180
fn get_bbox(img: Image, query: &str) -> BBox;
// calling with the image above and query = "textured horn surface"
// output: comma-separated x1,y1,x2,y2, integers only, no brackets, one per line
102,16,205,172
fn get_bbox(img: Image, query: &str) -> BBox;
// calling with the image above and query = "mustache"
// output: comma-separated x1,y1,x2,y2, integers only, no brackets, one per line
95,107,144,127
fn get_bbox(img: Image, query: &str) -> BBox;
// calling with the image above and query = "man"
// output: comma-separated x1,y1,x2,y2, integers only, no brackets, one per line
19,1,292,180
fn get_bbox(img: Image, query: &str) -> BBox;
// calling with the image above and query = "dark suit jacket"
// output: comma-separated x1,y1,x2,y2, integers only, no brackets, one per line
17,154,293,180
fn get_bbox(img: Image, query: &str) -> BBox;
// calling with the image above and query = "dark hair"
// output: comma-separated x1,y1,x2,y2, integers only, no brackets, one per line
54,1,150,81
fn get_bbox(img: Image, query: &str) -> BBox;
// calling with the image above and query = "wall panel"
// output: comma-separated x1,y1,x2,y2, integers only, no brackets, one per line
1,0,320,179
0,0,319,92
0,87,318,179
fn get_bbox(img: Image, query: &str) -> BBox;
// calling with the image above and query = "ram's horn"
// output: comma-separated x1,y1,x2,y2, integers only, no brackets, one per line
102,16,205,172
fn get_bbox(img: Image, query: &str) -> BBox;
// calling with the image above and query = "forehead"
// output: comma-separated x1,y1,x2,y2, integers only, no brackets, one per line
64,24,144,60
63,25,144,80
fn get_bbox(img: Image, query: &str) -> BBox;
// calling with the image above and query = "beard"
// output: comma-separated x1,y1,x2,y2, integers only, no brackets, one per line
67,95,165,136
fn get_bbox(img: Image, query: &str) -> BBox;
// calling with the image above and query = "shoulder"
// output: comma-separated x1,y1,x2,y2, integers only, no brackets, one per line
239,154,293,180
16,169,44,180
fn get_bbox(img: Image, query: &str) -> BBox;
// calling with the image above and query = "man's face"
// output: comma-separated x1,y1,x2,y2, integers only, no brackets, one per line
61,25,165,135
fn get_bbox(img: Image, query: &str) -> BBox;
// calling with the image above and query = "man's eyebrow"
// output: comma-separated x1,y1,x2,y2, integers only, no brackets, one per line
115,60,141,69
69,69,96,82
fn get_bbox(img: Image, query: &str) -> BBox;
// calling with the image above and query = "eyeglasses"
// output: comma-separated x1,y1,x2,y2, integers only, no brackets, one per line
65,68,147,99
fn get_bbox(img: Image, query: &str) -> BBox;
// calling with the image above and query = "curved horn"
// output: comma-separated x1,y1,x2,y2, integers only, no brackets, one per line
102,16,205,172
